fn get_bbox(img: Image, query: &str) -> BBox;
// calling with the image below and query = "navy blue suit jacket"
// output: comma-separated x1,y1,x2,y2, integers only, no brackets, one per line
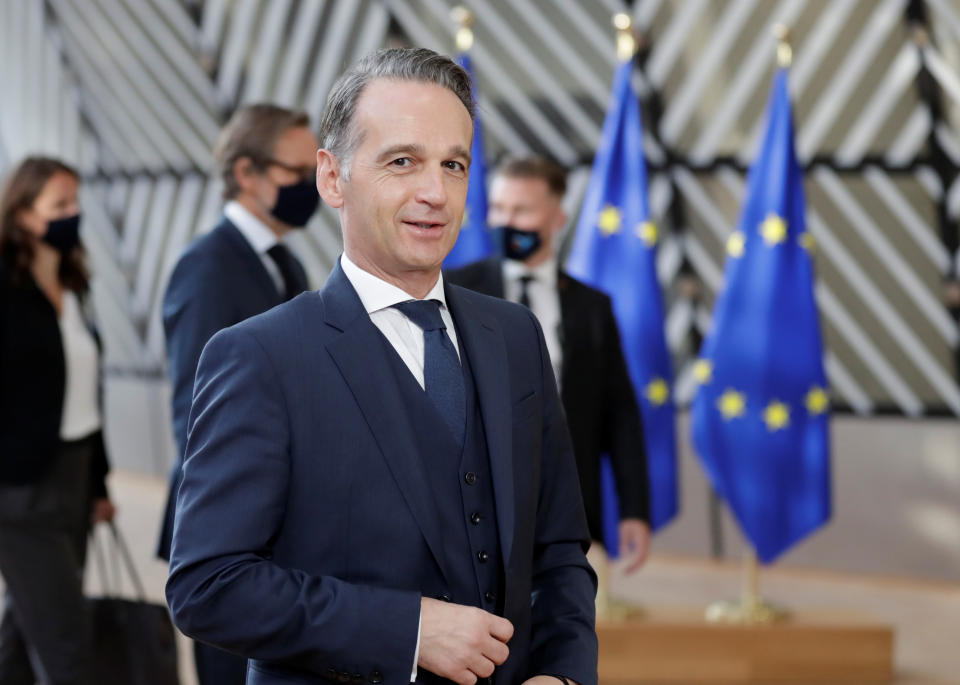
158,218,306,559
165,262,598,685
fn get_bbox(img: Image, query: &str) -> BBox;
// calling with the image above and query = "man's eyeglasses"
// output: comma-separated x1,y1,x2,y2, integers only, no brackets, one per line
264,158,316,180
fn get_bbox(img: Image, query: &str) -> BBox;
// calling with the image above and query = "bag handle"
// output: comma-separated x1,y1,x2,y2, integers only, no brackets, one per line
90,521,147,600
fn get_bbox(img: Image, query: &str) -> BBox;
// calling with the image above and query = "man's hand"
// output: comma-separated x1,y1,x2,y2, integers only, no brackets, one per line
618,518,650,574
418,597,513,685
91,497,116,524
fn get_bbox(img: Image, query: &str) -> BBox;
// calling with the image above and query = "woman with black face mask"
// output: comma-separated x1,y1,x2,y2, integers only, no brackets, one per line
0,156,115,685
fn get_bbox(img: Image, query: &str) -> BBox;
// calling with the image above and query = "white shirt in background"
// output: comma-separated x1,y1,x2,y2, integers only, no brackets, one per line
502,256,564,385
58,291,102,440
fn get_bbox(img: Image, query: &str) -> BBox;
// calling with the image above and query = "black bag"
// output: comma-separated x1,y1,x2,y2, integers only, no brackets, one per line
88,521,180,685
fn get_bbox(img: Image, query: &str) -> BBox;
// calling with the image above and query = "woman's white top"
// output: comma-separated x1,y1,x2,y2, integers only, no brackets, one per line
58,291,102,440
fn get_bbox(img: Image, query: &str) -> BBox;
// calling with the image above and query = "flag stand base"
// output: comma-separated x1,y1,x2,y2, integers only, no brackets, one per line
705,549,788,625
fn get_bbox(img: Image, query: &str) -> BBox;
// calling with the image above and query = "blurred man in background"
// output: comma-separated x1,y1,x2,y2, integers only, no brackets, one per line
447,156,651,573
158,104,319,685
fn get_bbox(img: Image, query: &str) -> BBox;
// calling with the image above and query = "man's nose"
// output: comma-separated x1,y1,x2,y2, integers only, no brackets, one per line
415,166,448,206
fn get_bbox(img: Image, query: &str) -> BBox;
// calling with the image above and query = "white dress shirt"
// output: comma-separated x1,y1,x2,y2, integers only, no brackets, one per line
503,256,563,385
224,201,285,296
340,253,460,389
340,252,464,679
58,291,102,440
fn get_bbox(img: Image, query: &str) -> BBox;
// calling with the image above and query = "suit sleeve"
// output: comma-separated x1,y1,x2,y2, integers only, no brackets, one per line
523,309,599,685
599,296,650,523
165,326,420,679
162,253,238,458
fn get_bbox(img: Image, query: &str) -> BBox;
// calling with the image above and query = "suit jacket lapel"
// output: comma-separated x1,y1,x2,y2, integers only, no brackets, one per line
219,219,284,306
320,263,452,585
446,284,516,566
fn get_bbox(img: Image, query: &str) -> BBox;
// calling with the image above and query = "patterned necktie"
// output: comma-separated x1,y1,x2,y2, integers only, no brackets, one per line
518,274,535,308
393,299,466,445
266,243,308,301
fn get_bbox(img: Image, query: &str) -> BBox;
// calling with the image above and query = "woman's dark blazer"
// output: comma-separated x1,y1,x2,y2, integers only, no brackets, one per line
0,261,109,497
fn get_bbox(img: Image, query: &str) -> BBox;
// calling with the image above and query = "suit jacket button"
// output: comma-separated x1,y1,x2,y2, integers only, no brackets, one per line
369,672,384,684
438,592,452,602
477,550,489,563
485,591,496,603
464,471,477,485
470,512,481,525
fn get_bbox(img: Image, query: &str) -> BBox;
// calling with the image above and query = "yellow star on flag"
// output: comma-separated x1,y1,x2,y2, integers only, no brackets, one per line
760,214,787,246
726,231,746,258
636,221,658,246
644,378,670,406
717,389,746,420
805,387,829,415
693,359,713,384
763,400,790,431
800,232,815,253
597,205,622,236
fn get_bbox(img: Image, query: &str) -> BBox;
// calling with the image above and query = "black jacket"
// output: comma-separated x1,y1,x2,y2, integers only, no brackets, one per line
0,262,109,497
446,257,649,541
157,218,308,560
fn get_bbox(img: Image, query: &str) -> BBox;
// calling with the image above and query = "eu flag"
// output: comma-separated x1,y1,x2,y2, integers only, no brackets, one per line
445,53,492,269
566,58,678,546
691,68,831,564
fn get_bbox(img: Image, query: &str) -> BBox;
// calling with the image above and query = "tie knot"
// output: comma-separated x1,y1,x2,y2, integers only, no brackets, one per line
267,243,293,261
393,299,446,332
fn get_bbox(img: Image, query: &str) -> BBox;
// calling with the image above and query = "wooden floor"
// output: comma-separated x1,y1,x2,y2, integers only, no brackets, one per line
5,470,954,685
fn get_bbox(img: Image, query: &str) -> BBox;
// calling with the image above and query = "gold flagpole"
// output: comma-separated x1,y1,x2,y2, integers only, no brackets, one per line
705,25,795,626
450,6,475,52
590,12,643,624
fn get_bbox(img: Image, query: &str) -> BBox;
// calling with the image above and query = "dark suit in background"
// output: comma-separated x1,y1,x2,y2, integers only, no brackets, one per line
159,217,307,683
446,256,649,543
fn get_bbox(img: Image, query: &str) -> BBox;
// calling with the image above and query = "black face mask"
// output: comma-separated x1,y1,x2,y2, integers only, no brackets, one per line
270,180,320,228
500,225,543,262
43,214,82,253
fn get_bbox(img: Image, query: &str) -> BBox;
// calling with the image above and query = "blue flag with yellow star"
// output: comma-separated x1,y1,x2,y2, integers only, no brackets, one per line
566,58,678,546
445,53,492,269
691,69,831,564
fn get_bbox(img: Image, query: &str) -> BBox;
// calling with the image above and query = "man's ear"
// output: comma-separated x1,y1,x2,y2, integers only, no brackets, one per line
316,149,345,209
232,156,258,195
551,205,568,236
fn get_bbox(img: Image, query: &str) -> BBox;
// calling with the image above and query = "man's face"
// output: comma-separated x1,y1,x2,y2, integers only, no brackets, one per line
257,125,319,207
319,79,473,289
488,175,565,254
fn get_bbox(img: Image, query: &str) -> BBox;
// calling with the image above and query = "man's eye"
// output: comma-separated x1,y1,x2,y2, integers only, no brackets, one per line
391,158,412,167
444,161,466,172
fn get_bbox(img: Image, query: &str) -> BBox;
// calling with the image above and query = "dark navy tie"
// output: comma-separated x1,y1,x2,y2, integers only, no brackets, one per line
393,299,466,445
267,243,308,301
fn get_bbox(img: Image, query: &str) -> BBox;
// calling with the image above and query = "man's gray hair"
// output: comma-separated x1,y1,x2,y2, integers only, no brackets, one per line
318,47,475,175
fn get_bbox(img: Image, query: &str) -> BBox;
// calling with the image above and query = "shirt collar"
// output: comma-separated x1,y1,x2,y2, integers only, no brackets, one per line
340,253,449,315
224,200,280,255
502,255,558,288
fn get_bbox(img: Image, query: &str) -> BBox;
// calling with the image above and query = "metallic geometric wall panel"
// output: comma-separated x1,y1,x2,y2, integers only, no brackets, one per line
1,0,959,473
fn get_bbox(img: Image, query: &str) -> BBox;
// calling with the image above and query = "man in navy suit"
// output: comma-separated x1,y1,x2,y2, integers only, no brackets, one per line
446,157,651,574
159,104,319,684
166,48,597,685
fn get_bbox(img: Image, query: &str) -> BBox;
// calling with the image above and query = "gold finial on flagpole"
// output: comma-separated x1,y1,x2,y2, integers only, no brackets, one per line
451,6,475,52
774,23,793,68
613,13,637,61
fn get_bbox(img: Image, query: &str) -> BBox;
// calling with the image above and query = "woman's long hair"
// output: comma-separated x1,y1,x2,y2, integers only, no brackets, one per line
0,156,89,292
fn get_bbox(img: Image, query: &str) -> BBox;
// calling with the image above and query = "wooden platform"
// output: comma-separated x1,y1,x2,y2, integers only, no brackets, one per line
597,607,894,684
